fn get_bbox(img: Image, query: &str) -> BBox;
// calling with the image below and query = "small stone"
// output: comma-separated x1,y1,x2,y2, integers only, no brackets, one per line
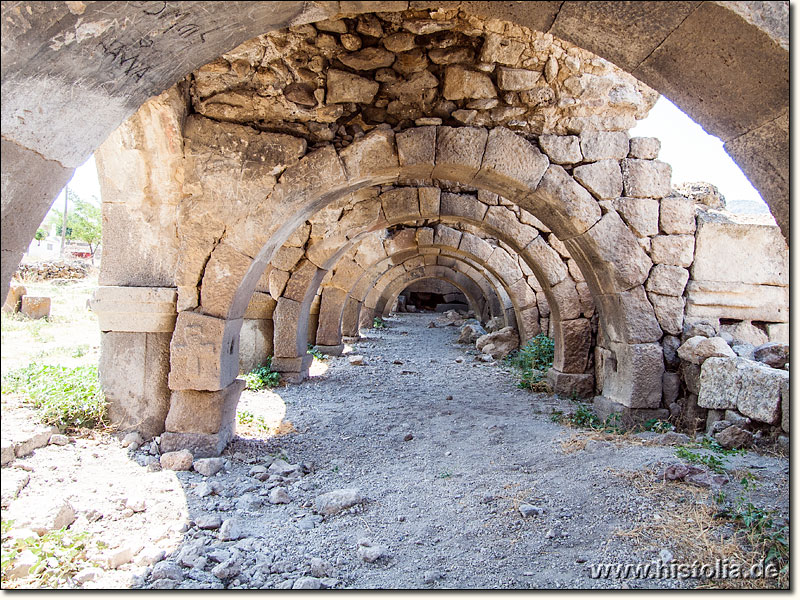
340,34,362,52
212,558,241,580
193,457,225,477
423,570,444,584
403,433,413,442
196,514,222,530
49,433,70,446
349,355,365,366
160,450,193,471
293,576,322,589
106,546,135,569
121,431,144,448
269,487,290,505
314,489,364,516
545,529,557,539
74,567,104,584
715,425,753,450
659,549,674,563
357,544,388,563
137,547,166,566
125,496,146,512
219,518,245,541
519,504,545,518
753,342,789,369
195,481,219,497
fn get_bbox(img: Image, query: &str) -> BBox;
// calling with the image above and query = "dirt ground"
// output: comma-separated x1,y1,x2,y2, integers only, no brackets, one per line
0,286,790,590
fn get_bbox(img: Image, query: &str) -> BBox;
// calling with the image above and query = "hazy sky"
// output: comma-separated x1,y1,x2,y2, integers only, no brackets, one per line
57,95,767,213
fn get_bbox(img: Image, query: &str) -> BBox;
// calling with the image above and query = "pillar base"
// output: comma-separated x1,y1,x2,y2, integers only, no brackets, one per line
315,343,345,356
272,354,312,383
546,369,594,398
160,431,231,458
592,396,670,427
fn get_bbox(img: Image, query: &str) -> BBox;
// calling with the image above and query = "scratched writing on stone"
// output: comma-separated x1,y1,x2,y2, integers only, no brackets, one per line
98,1,222,80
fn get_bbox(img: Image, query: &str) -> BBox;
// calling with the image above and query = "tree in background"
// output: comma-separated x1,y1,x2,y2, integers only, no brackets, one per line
45,189,102,261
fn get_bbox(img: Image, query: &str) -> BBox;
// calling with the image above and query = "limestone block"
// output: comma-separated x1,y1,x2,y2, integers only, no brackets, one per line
165,379,244,436
273,297,305,358
662,371,680,404
546,370,594,398
200,243,253,319
628,137,660,160
415,227,434,247
2,284,26,313
433,126,488,183
692,213,788,286
271,247,304,272
168,312,241,391
496,67,541,91
239,319,274,374
418,187,441,218
647,292,685,336
282,260,319,302
397,127,436,179
592,395,669,427
550,278,581,321
339,47,395,70
602,342,664,408
536,291,550,318
159,432,231,459
579,132,629,161
553,318,592,374
570,211,652,293
487,247,523,284
382,188,420,222
269,269,290,299
659,196,696,235
442,65,496,100
20,296,50,319
685,281,788,322
678,336,736,365
538,135,582,165
597,286,662,344
244,291,276,320
518,306,541,340
475,127,549,200
339,128,398,182
100,331,172,439
621,159,672,198
317,286,348,346
612,197,659,238
91,286,178,332
326,69,379,104
572,160,623,201
649,234,694,267
533,165,602,239
272,354,313,376
698,357,786,425
479,33,525,65
645,265,689,296
768,323,789,344
576,281,594,317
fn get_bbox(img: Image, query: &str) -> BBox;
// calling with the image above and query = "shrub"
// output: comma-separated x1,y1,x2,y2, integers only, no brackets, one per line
505,333,554,389
373,316,386,329
1,364,107,431
244,358,281,390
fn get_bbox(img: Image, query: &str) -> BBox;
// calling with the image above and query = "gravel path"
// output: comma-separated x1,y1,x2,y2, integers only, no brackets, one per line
2,313,789,589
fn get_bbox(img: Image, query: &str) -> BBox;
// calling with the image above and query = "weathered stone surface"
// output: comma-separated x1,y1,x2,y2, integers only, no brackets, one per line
476,127,549,198
383,32,416,53
597,286,662,344
165,379,244,435
572,160,622,201
546,370,594,398
649,235,694,267
194,457,225,477
580,132,629,161
781,376,789,433
698,357,787,424
533,165,602,239
442,66,496,100
553,318,592,373
538,135,581,164
92,286,178,333
601,342,664,408
612,197,659,238
659,196,696,235
753,342,789,369
2,284,26,313
647,292,685,336
677,336,736,365
628,137,660,159
621,159,671,198
20,296,50,319
433,126,488,183
397,127,436,179
168,312,241,391
496,67,542,91
314,489,364,516
475,326,519,359
339,47,396,71
160,450,193,471
645,264,689,296
685,280,788,322
479,33,525,65
340,128,398,181
662,371,680,404
200,243,253,319
326,69,379,104
715,425,753,450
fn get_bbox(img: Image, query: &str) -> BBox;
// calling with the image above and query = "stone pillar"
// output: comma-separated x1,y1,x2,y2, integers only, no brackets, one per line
91,286,178,439
239,291,275,373
341,297,362,339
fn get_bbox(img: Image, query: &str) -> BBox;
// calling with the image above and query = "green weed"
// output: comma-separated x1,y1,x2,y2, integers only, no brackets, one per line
674,446,727,474
505,333,554,390
236,410,271,433
243,358,281,390
373,317,386,329
307,344,327,360
1,364,107,431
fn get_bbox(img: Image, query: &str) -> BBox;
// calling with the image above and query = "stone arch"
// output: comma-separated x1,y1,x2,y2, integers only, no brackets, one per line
160,124,666,457
0,1,787,306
